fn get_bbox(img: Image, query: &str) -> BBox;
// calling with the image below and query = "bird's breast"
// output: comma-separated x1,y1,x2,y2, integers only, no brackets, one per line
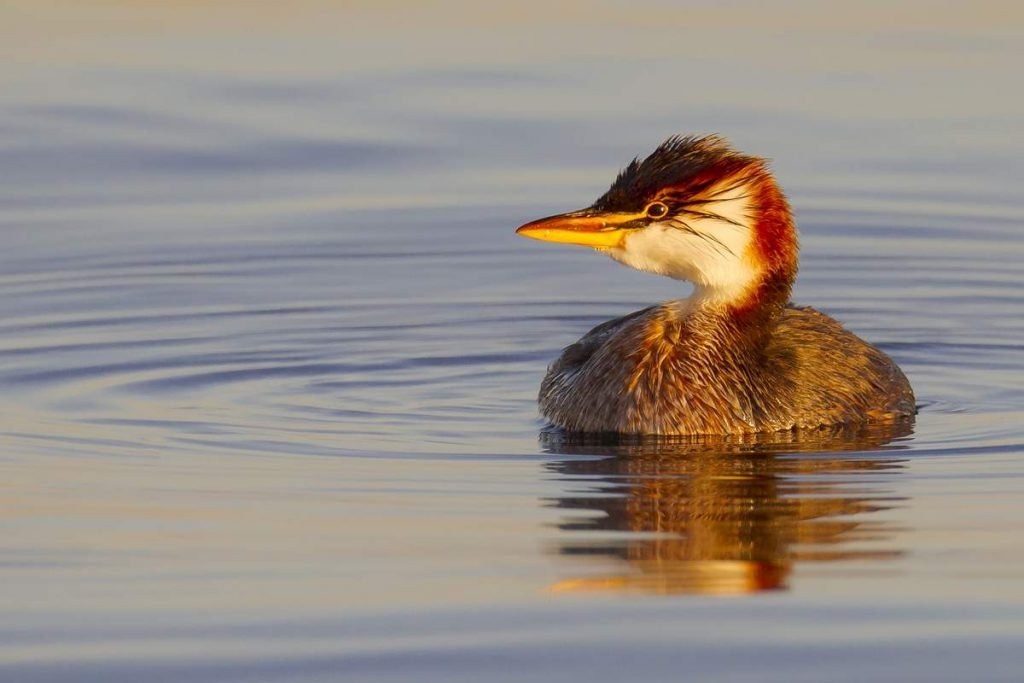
539,305,763,434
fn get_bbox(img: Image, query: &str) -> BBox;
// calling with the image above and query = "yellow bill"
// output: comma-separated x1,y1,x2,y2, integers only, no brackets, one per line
515,210,646,248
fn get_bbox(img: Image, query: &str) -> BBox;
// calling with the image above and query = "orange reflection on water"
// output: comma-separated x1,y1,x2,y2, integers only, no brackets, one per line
544,423,912,595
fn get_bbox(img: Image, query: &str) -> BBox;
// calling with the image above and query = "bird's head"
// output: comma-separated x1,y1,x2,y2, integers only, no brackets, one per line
516,135,798,312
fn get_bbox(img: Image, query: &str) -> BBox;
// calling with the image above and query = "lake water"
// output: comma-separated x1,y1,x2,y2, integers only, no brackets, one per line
2,2,1023,681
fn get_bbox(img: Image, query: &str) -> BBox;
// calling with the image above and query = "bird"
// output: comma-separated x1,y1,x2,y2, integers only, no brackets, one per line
515,134,915,436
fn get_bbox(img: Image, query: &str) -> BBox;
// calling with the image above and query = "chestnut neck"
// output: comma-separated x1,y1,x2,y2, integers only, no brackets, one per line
708,178,798,342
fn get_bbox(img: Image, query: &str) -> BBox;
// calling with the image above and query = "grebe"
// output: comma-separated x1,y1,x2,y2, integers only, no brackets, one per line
516,134,915,435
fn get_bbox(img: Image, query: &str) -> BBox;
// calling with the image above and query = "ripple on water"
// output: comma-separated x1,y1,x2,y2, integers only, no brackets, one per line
1,217,1022,461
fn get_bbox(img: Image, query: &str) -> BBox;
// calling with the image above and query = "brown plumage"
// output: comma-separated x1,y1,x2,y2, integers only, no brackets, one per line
517,134,915,436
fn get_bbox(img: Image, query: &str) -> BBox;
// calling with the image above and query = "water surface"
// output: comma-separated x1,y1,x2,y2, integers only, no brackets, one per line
2,2,1024,681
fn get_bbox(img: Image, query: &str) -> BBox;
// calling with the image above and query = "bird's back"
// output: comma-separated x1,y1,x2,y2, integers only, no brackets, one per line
767,306,915,428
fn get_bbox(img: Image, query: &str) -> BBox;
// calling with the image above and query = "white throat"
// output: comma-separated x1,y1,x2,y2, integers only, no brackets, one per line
605,179,759,308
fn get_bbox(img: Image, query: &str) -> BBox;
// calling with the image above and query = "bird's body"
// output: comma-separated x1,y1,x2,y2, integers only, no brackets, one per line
540,302,913,434
517,135,914,436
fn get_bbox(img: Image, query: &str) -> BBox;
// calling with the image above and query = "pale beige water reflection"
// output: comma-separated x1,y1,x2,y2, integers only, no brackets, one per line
545,424,911,595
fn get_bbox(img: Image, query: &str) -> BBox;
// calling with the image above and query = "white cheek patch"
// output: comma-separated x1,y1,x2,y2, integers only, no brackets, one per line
607,178,758,304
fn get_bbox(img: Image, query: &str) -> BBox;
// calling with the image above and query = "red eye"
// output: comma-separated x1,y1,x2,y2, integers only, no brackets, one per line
646,202,669,219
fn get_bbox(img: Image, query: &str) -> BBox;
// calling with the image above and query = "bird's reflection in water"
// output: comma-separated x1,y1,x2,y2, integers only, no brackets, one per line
543,422,913,595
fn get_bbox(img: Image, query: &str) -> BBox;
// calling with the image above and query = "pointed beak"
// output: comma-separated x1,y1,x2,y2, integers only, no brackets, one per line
515,209,646,249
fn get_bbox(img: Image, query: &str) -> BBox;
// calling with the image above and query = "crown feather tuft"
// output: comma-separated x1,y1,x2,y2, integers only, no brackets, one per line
592,134,763,212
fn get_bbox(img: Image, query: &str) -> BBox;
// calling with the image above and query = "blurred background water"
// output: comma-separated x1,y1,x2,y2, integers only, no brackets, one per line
2,1,1023,681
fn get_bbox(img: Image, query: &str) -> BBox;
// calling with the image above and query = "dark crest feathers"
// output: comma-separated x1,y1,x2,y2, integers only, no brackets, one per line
592,134,762,212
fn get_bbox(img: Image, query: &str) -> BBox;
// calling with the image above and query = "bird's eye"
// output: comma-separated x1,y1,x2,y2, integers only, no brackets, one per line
645,202,669,219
